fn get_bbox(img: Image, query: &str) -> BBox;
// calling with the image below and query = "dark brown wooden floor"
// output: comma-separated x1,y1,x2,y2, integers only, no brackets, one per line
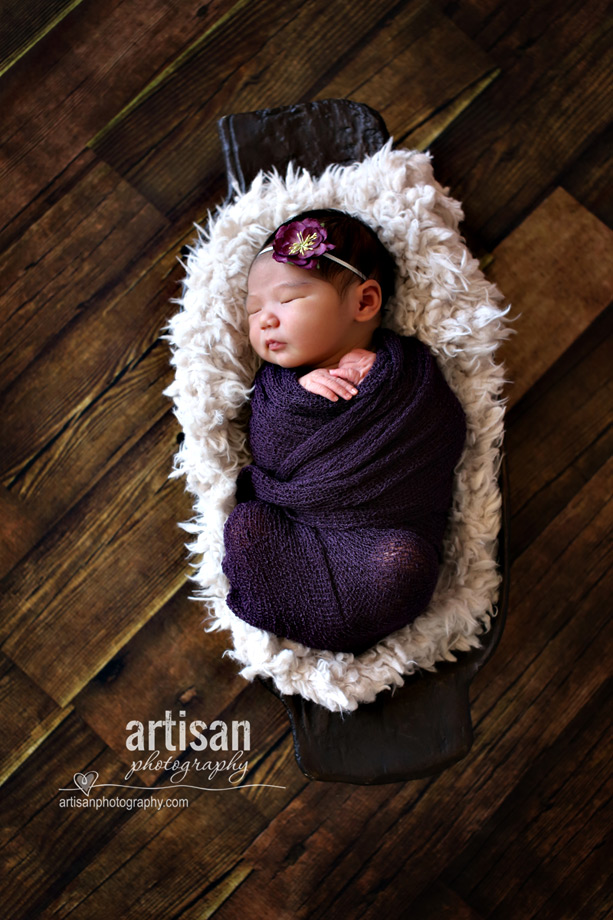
0,1,611,918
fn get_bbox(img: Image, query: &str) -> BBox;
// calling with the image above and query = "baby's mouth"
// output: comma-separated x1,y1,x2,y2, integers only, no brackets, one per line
266,339,285,350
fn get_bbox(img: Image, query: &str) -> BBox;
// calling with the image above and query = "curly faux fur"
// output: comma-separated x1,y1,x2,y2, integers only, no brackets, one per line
162,141,513,713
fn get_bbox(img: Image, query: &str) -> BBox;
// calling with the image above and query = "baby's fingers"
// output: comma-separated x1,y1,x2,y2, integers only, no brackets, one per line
306,378,357,402
329,366,361,386
324,376,358,401
305,382,342,401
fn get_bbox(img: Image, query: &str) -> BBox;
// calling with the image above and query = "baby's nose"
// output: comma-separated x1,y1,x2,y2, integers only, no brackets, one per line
260,309,279,328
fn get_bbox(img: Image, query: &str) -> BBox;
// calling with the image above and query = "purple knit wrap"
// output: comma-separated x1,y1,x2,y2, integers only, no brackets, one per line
222,327,467,653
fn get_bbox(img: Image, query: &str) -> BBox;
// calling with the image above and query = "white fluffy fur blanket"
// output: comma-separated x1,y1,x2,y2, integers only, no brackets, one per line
162,141,513,713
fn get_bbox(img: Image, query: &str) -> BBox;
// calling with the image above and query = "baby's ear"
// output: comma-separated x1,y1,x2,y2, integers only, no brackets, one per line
357,279,382,320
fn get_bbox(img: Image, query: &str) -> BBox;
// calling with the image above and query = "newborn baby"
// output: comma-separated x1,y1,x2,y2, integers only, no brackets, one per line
222,209,467,654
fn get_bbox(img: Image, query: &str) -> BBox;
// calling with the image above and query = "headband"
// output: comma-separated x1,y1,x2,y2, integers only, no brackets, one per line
259,218,367,281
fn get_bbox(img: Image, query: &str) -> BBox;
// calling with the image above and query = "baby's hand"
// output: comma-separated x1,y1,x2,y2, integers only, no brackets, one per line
298,368,359,402
297,348,376,402
329,348,376,386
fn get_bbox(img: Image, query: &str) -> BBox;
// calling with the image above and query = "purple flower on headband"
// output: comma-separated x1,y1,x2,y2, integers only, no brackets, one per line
271,218,335,269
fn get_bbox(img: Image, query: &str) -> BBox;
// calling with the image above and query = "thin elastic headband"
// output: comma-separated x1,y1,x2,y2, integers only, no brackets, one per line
259,246,367,281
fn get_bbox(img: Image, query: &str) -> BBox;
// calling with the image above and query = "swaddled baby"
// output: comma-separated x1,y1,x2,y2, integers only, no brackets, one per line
222,209,467,654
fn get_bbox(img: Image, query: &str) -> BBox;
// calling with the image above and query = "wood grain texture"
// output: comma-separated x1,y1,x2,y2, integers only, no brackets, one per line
470,458,611,734
430,0,613,246
0,219,191,521
0,714,117,919
0,0,84,78
490,187,613,408
0,652,73,785
4,342,174,525
0,484,47,578
0,695,289,919
405,882,485,919
0,0,239,230
560,121,613,229
176,861,256,920
0,159,169,397
1,413,193,705
504,304,612,559
443,679,612,920
0,148,98,256
316,1,500,148
92,0,408,217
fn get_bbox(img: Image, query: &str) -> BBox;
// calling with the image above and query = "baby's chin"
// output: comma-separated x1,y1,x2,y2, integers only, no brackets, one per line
258,346,297,367
254,342,319,371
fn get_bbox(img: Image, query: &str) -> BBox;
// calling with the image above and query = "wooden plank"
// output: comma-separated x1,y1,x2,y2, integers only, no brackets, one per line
0,0,240,232
316,3,500,149
0,483,46,578
34,687,294,920
0,204,197,542
401,71,500,152
209,773,425,920
0,214,184,488
0,713,117,919
565,854,613,920
0,412,194,705
0,0,84,79
430,1,613,245
505,305,612,558
197,455,613,918
74,584,253,784
0,652,73,785
177,861,255,920
3,342,173,530
0,227,205,588
0,147,97,257
91,0,423,218
469,458,611,723
559,122,613,230
397,881,485,919
487,187,613,408
0,158,169,395
440,681,612,920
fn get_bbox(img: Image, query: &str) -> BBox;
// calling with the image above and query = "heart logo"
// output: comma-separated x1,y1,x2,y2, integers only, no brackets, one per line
74,771,98,796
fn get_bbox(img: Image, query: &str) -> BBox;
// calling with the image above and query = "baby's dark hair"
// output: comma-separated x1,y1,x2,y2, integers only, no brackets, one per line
259,209,397,314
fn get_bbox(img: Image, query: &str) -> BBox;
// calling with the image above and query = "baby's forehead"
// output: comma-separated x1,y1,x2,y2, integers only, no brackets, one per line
246,254,320,294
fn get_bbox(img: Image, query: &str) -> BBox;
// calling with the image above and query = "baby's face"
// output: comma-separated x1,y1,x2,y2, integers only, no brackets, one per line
246,253,361,371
